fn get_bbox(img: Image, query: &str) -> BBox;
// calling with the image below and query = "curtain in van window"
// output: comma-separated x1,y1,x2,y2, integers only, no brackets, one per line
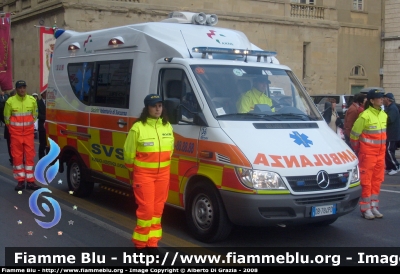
94,60,131,108
68,62,94,105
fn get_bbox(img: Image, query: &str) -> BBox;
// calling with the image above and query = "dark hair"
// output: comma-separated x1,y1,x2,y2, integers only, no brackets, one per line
354,93,366,104
136,106,169,125
327,97,336,104
364,99,373,110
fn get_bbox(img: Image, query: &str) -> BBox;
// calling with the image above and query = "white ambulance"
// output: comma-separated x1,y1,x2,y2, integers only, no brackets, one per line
46,12,361,243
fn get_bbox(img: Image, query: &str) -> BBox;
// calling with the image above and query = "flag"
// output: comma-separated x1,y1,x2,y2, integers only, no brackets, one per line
40,27,56,94
0,13,13,91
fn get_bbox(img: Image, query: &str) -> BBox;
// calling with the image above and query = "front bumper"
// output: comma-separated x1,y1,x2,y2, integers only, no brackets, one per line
220,185,361,226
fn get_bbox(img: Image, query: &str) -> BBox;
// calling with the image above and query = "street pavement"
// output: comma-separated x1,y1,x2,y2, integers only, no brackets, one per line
1,127,400,267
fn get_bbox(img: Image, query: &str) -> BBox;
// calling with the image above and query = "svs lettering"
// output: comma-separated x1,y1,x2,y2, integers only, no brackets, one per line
91,144,124,160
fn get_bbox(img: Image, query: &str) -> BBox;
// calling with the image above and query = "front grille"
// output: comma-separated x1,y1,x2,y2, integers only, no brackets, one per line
259,207,296,218
295,194,347,205
286,172,349,192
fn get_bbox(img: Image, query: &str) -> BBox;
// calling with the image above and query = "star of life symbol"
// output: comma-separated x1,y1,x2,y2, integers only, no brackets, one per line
289,131,313,147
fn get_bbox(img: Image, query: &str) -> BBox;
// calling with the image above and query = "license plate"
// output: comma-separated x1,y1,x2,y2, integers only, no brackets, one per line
311,204,337,217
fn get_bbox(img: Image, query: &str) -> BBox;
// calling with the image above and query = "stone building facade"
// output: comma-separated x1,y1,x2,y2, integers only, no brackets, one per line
383,0,400,101
0,0,383,97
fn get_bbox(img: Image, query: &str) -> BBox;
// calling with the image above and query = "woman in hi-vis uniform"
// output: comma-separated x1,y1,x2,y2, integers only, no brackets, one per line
350,89,387,220
124,94,174,255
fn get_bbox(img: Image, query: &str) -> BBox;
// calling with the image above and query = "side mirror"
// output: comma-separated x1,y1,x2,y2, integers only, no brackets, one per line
180,104,208,126
164,98,180,125
193,112,208,126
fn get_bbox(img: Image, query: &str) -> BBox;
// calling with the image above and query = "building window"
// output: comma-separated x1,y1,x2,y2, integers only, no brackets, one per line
351,85,365,95
350,65,366,76
291,0,315,4
353,0,363,11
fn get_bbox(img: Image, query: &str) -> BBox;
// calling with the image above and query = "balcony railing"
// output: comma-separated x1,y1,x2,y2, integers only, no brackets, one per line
290,3,324,20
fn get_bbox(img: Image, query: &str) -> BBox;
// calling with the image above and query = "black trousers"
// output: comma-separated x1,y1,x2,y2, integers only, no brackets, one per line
4,126,12,163
38,130,47,160
385,140,400,171
6,136,12,163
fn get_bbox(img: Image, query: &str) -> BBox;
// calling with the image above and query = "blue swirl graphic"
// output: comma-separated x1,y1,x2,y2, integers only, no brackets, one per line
29,188,62,229
30,137,62,229
34,138,60,185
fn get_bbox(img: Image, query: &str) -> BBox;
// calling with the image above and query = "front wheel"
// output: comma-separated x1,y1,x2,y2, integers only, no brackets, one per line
67,156,94,197
185,183,233,243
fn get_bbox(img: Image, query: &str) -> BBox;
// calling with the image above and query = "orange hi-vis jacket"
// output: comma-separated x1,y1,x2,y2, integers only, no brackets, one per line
124,118,174,174
350,106,387,155
4,94,38,135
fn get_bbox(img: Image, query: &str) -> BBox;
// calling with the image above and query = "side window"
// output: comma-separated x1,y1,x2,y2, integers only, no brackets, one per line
315,96,328,113
67,62,94,105
161,69,200,123
67,60,132,108
93,60,132,108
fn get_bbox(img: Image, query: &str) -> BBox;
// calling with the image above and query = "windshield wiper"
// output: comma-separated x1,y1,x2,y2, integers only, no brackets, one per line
271,113,318,121
216,113,280,121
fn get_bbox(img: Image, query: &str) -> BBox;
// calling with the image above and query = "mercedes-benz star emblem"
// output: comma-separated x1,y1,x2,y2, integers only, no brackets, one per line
316,171,330,189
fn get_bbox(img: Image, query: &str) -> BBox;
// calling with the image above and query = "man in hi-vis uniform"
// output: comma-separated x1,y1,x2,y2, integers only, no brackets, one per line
4,80,41,191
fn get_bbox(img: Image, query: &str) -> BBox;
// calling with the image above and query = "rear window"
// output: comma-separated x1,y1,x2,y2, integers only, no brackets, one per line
312,96,340,104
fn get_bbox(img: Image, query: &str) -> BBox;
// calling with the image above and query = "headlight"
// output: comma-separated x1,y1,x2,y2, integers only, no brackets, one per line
235,168,287,190
350,165,359,183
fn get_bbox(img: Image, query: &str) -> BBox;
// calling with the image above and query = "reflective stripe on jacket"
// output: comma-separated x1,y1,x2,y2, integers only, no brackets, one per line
4,94,38,136
350,106,387,155
124,118,174,173
237,88,275,113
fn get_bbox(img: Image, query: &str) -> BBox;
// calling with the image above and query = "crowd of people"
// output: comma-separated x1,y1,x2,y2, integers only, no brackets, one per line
324,89,400,220
1,80,47,191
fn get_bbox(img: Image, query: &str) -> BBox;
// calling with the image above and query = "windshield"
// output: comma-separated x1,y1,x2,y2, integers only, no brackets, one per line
190,65,322,121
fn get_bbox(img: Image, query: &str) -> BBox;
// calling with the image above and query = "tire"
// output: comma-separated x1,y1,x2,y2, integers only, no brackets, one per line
309,217,338,227
185,183,233,243
67,156,94,197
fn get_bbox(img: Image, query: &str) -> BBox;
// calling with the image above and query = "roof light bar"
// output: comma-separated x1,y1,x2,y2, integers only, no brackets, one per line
192,47,277,62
